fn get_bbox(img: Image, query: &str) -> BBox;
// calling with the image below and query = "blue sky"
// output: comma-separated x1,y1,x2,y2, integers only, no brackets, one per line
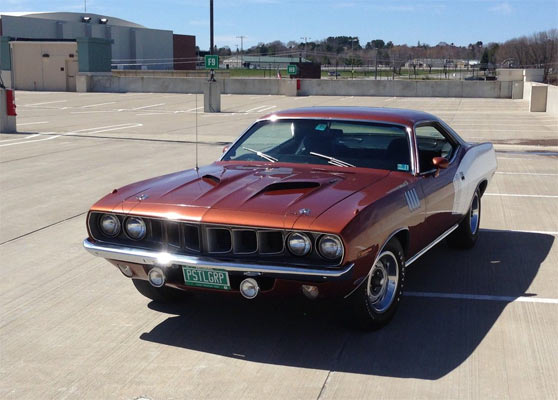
2,0,557,50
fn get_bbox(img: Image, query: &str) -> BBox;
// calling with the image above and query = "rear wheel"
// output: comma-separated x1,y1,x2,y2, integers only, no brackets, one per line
448,187,481,249
132,279,186,303
347,238,405,330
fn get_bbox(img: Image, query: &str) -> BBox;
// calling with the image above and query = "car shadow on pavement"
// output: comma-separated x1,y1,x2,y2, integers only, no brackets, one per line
140,230,553,380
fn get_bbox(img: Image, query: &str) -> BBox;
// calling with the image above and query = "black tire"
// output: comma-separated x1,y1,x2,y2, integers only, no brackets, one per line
447,187,481,249
346,238,406,330
132,279,186,303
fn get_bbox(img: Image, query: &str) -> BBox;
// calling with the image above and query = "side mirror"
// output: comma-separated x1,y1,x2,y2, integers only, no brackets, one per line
432,157,449,177
432,156,449,169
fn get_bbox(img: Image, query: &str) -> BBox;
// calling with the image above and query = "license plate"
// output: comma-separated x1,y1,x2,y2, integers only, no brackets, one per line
182,266,231,290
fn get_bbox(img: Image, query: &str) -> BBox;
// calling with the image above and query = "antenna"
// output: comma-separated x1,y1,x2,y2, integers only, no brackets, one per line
195,93,199,171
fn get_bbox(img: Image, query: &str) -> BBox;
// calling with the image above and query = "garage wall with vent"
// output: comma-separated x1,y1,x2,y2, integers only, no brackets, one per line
10,41,78,91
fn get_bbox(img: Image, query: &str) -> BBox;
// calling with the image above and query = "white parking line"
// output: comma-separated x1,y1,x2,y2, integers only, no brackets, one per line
485,193,558,199
481,228,558,236
81,102,116,108
405,291,558,304
0,133,59,147
257,105,277,112
22,100,67,107
0,134,41,142
16,121,49,126
129,103,166,111
340,96,354,101
245,105,272,113
186,106,203,112
496,172,558,176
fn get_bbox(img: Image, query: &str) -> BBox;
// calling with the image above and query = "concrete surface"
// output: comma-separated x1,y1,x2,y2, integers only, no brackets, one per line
1,92,557,399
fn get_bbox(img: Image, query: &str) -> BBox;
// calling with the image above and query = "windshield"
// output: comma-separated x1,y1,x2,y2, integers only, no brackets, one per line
223,119,411,172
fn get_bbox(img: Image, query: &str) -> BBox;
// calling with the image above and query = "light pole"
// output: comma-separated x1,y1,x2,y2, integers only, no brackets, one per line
236,35,246,68
300,36,310,60
351,37,358,79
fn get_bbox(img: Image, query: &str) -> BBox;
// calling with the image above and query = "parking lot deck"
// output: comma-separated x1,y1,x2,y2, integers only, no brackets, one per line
1,92,557,399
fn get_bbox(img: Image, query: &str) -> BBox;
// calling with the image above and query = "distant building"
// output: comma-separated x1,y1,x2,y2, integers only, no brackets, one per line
0,12,195,70
404,58,480,69
222,55,309,69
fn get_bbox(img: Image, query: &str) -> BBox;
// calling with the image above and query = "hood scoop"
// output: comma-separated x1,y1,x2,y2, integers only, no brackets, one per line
261,181,320,193
202,174,221,186
250,181,321,200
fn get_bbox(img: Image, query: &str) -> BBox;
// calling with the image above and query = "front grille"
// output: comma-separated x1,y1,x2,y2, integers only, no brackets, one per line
89,212,342,267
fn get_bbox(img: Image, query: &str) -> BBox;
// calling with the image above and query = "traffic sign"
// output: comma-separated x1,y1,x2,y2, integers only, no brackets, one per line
287,64,298,75
205,55,219,69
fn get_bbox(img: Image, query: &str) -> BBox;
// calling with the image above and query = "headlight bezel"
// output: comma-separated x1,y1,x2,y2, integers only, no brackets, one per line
99,214,121,237
318,234,344,260
124,216,147,241
286,232,312,256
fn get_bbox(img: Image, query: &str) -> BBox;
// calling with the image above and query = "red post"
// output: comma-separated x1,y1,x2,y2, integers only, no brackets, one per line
296,79,301,91
6,90,17,116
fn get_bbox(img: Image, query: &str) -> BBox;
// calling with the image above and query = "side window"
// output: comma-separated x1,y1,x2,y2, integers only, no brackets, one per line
415,124,457,172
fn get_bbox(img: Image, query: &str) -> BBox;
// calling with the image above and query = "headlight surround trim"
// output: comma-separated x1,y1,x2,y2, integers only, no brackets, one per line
99,214,121,237
124,216,147,241
286,232,312,256
318,234,344,260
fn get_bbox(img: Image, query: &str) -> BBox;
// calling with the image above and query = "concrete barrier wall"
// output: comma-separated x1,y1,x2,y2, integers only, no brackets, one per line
299,79,512,98
546,85,558,118
86,74,516,98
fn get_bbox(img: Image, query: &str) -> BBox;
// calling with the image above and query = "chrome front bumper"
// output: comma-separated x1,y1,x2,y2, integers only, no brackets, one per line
83,239,354,279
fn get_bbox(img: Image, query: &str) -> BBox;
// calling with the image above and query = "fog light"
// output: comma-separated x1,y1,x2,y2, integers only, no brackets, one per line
302,285,319,300
117,263,133,277
239,278,259,299
148,267,165,287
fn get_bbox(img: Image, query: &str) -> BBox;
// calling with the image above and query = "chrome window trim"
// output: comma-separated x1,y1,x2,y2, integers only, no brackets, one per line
221,117,417,176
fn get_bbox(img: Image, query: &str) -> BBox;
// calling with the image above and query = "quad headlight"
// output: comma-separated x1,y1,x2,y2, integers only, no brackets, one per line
318,235,343,260
287,232,312,256
125,217,147,240
99,214,121,237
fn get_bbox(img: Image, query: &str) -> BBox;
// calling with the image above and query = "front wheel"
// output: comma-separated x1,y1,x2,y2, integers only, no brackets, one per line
448,187,481,249
346,238,406,330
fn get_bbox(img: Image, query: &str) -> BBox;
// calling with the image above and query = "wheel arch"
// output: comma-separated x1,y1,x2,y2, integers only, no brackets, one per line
478,179,488,197
343,227,409,299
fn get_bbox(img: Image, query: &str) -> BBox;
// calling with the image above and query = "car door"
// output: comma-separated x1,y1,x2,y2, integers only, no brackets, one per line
415,122,462,243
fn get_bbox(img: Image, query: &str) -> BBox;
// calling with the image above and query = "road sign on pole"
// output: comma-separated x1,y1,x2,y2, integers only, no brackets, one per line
205,55,219,69
287,64,298,75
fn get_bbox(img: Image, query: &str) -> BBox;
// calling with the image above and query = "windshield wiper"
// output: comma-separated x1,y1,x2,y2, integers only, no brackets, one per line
242,146,278,163
309,152,355,168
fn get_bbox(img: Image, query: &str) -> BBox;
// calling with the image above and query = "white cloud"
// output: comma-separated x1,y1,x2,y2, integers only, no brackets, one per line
489,2,512,15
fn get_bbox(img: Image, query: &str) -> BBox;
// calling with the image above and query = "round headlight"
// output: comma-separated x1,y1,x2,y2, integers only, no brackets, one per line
100,214,120,237
125,217,147,240
287,232,312,256
318,235,343,259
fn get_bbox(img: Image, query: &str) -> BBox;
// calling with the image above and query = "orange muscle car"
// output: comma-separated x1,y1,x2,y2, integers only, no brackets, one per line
83,107,497,329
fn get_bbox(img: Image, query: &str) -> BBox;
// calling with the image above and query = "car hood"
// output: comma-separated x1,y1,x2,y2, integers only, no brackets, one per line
92,162,391,230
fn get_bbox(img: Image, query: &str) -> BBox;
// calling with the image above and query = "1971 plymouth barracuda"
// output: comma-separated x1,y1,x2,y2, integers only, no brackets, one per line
84,107,497,329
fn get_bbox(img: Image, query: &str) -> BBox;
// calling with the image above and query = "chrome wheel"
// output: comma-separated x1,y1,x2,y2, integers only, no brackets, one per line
366,251,400,313
470,192,480,234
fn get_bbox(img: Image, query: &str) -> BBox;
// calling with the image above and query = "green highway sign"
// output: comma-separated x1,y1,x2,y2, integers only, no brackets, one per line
205,55,219,69
287,64,298,75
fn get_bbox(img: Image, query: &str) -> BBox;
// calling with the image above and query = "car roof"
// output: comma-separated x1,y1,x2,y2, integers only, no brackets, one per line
261,107,439,127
